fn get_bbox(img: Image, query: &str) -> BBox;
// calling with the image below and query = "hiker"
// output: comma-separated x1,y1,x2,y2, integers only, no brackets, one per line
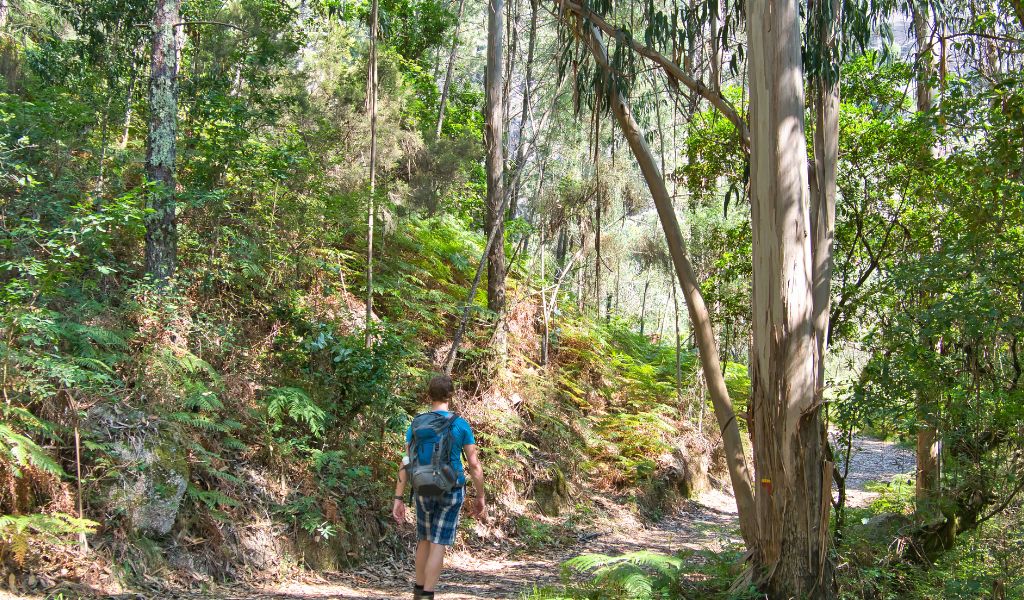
392,374,486,600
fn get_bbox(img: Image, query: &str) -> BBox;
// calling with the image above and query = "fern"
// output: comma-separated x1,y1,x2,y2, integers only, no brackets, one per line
0,424,66,478
187,485,241,510
0,405,62,441
265,386,326,437
563,551,685,599
165,348,221,382
221,436,247,451
182,387,225,412
0,513,98,565
168,412,231,433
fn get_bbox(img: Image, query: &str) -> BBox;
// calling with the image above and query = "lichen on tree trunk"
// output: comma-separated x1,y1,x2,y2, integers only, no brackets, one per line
144,0,181,284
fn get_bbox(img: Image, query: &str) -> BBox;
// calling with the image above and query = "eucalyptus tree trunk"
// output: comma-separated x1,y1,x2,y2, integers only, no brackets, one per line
912,0,940,504
747,0,833,592
808,0,841,556
502,0,518,159
577,21,757,545
0,1,8,31
144,0,181,284
508,0,538,220
485,0,506,314
673,284,682,406
639,278,650,336
435,0,466,138
809,1,840,420
365,0,379,347
708,0,722,94
121,62,138,149
594,137,602,316
540,230,549,364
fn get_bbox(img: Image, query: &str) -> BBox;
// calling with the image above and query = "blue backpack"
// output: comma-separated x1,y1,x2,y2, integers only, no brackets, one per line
408,411,459,496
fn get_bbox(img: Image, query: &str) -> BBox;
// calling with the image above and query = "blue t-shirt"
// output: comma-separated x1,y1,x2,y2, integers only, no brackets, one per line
406,411,475,486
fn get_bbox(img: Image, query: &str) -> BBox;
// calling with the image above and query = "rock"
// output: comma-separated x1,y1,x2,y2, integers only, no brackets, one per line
287,514,385,571
90,405,189,536
534,465,569,517
860,511,912,544
663,440,710,500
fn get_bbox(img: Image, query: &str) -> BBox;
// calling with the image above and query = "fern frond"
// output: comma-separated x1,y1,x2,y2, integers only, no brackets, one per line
187,485,241,510
169,412,229,432
265,386,326,437
0,406,62,441
0,424,66,478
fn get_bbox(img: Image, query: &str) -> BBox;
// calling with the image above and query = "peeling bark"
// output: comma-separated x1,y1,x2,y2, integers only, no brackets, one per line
747,0,833,592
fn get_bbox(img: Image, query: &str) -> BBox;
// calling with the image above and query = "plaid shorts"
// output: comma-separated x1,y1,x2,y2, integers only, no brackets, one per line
415,487,465,546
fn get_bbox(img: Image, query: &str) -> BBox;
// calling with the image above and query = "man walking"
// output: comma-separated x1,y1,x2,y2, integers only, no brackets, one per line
392,374,486,599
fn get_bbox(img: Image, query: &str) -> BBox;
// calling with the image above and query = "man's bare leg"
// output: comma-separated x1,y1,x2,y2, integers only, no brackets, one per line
423,542,447,592
415,540,431,586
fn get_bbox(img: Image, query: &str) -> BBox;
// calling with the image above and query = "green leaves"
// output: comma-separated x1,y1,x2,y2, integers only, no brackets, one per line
563,551,685,599
0,424,66,479
265,386,327,437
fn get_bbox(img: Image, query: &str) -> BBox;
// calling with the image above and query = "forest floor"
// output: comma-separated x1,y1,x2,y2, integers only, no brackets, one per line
218,434,914,600
8,435,914,600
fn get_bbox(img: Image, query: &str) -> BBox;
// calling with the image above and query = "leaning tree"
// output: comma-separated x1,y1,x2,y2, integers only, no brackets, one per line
552,0,856,592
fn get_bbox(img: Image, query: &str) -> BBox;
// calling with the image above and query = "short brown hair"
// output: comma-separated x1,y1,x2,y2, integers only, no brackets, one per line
427,374,454,402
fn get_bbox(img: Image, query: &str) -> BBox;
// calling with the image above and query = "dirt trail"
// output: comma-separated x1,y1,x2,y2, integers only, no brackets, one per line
7,435,912,600
838,434,917,508
240,434,913,600
213,489,741,600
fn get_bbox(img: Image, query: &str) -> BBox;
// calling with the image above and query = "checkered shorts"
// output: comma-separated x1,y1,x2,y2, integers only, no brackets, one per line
415,487,465,546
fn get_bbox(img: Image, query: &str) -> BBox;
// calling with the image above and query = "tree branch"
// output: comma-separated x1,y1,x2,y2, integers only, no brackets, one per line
553,0,751,151
175,21,246,32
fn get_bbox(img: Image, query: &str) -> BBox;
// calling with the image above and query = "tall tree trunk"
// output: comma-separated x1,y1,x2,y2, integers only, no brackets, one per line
0,0,8,30
576,19,757,544
639,278,650,336
144,0,181,283
540,229,549,364
365,0,379,347
673,284,682,405
594,145,602,316
502,0,518,162
747,0,833,592
912,0,940,504
808,1,840,425
808,0,841,562
435,0,467,138
121,53,139,149
508,0,538,220
708,0,722,94
485,0,506,314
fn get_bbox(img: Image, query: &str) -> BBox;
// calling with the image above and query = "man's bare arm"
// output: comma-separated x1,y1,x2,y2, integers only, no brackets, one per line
391,445,409,524
463,444,487,520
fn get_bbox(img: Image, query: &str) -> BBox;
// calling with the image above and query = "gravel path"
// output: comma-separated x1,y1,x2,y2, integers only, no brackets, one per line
834,434,917,508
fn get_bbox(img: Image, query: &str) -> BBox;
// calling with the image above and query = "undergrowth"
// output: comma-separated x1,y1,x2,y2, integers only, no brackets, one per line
0,195,714,588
